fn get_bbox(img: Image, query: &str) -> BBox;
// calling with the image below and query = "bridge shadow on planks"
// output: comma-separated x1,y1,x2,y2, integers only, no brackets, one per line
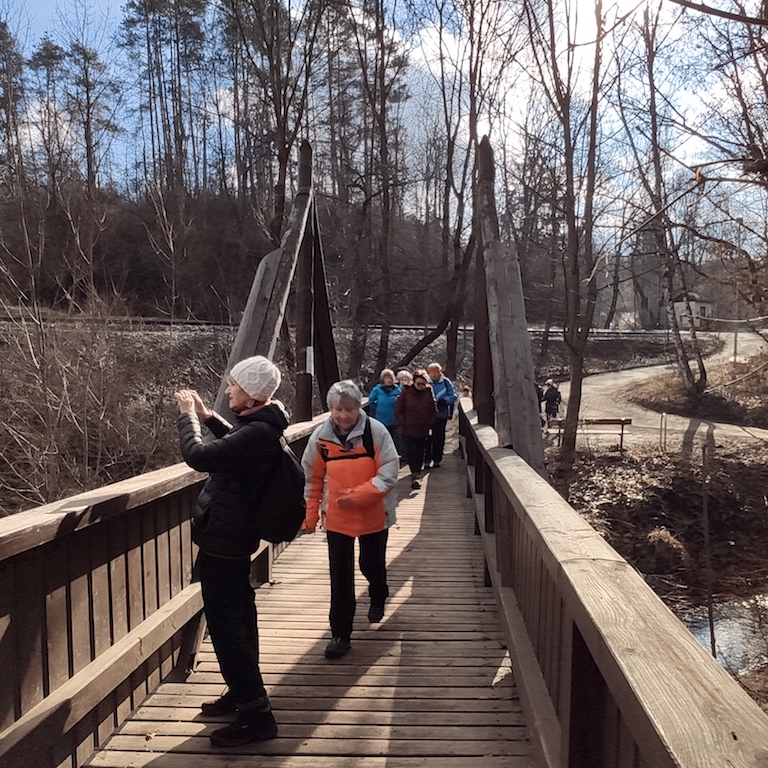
86,447,534,768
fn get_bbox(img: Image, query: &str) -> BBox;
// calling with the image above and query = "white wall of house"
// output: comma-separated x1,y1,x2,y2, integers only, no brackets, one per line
673,297,713,329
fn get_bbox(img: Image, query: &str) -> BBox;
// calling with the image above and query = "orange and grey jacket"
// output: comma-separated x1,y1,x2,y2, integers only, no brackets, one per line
301,414,399,537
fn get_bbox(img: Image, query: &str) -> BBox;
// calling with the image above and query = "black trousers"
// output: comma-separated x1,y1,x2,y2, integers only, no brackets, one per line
427,418,448,465
402,434,428,475
326,528,389,641
199,551,267,706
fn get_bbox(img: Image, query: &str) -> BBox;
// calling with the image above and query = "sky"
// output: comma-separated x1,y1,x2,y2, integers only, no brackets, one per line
13,0,119,45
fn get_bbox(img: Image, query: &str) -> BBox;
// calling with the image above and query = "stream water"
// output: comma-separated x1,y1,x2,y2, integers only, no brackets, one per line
683,598,768,675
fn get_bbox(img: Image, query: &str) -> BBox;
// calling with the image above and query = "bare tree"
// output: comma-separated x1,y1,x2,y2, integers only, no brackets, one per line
520,0,608,454
222,0,326,244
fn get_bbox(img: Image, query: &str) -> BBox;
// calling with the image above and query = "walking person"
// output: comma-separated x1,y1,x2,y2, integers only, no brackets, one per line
367,368,401,447
542,379,562,424
396,369,413,387
394,369,437,490
425,362,457,469
174,356,285,747
301,380,399,659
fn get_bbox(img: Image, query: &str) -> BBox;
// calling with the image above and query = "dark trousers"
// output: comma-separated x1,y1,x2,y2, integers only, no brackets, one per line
199,551,267,706
427,418,448,465
402,434,428,475
326,529,389,641
385,423,400,455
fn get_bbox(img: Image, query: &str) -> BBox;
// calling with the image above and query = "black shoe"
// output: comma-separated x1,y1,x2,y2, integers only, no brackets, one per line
368,603,385,623
201,691,237,717
432,461,441,468
325,637,351,658
210,709,278,746
411,478,421,489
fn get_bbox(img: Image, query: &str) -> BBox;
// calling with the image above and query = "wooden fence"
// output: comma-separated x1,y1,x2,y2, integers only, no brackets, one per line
0,417,323,768
458,397,768,768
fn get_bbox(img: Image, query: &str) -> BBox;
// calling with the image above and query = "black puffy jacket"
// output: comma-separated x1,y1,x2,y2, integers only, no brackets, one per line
177,402,289,557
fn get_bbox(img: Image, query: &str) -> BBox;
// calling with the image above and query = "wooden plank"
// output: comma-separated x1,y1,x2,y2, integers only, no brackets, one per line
16,548,45,712
0,559,17,729
146,693,519,714
141,504,158,617
99,734,532,757
167,493,182,598
155,501,171,608
108,515,129,651
129,707,525,725
45,544,71,694
88,755,531,767
90,522,111,658
125,508,144,632
119,719,526,741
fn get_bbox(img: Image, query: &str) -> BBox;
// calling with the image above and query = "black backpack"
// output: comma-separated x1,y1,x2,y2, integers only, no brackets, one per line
252,436,306,544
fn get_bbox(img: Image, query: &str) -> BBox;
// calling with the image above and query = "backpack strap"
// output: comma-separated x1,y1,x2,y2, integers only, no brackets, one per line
362,417,375,459
320,417,376,462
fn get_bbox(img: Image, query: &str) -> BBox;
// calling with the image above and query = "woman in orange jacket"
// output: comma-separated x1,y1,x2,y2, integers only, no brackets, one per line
301,380,399,659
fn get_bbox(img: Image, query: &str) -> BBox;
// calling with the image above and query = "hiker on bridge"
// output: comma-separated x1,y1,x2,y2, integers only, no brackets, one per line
174,355,285,747
367,368,401,447
395,369,437,489
301,380,399,659
425,362,457,469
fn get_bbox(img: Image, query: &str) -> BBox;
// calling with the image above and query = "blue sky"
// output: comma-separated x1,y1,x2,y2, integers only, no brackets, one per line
15,0,119,44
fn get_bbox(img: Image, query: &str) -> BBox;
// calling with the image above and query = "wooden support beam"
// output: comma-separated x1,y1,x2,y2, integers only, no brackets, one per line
213,144,314,416
312,203,341,401
476,137,546,477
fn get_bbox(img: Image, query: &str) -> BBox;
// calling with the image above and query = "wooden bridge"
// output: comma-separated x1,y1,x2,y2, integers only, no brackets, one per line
3,402,768,768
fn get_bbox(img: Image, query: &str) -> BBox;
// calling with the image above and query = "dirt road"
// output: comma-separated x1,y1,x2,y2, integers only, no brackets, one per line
557,331,768,455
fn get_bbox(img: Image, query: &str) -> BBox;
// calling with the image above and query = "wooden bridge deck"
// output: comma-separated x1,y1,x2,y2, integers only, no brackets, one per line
86,453,534,768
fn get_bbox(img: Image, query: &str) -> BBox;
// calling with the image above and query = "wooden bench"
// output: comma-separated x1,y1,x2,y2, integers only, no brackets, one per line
548,417,632,451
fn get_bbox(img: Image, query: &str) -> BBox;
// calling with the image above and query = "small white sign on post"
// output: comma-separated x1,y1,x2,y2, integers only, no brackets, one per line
306,346,315,376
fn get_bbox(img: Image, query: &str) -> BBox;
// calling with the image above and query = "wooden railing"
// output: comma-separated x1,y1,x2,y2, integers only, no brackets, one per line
458,397,768,768
0,416,324,768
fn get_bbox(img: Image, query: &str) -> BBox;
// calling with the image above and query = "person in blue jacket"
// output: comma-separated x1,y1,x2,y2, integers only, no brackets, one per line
367,368,401,446
425,362,457,468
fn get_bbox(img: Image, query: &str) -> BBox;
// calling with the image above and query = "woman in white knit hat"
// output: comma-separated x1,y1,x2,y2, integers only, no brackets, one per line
174,355,286,748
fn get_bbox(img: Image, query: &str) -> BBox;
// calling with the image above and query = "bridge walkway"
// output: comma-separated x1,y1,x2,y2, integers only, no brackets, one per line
85,451,534,768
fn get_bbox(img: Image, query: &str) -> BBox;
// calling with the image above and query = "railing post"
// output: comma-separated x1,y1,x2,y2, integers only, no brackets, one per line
483,460,494,533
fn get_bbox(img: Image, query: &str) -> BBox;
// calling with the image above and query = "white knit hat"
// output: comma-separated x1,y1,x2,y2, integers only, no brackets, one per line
229,356,281,402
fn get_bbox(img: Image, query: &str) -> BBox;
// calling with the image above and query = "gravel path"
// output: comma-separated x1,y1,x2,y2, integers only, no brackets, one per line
557,331,768,454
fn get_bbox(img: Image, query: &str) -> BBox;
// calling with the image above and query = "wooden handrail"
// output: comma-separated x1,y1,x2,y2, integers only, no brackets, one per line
0,416,324,768
458,397,768,768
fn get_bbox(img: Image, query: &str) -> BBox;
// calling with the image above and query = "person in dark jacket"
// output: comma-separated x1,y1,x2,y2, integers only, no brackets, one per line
394,369,437,490
175,355,285,748
425,362,457,468
542,379,562,423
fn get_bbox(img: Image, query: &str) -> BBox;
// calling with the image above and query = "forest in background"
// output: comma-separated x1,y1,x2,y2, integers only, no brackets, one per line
4,0,768,503
3,0,768,348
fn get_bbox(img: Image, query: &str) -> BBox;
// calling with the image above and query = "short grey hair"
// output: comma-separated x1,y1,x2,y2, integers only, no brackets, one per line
326,379,363,406
380,368,395,382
